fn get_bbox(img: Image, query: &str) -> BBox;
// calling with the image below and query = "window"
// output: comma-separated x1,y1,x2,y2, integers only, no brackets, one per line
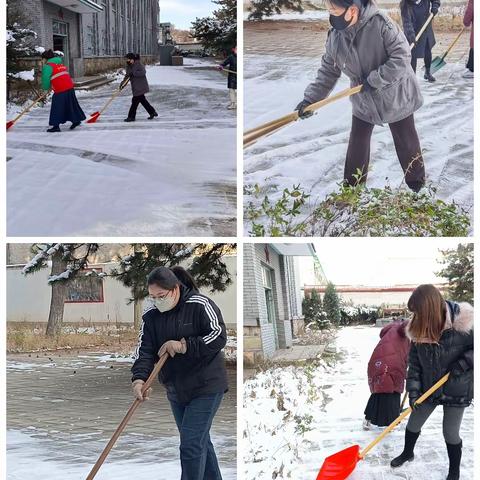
65,269,104,303
52,20,68,36
261,265,275,324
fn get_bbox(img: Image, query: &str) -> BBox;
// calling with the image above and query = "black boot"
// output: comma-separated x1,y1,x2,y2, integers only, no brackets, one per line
391,429,421,468
446,441,462,480
124,117,135,122
424,69,436,82
70,121,81,130
148,111,158,120
47,126,61,133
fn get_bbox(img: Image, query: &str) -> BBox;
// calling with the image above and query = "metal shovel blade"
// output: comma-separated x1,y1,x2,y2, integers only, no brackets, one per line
316,445,361,480
430,56,446,74
86,112,100,124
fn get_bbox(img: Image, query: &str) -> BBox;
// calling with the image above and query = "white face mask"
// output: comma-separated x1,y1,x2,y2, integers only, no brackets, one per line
153,291,177,313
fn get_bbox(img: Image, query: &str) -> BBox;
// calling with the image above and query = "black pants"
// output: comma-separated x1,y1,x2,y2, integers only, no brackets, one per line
466,48,474,72
411,39,433,72
128,94,156,119
345,114,425,192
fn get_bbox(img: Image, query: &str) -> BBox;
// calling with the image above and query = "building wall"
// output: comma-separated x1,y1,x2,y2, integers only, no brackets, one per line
6,256,237,330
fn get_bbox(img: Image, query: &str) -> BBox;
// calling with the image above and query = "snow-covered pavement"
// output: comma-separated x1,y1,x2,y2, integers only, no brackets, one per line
7,59,236,236
7,352,237,479
243,326,474,479
244,47,473,233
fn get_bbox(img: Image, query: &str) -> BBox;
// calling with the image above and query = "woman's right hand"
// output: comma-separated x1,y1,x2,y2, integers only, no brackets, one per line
132,379,152,402
295,100,313,119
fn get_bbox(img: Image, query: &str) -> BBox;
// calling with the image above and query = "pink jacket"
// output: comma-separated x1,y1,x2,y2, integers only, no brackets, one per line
464,0,473,48
367,321,411,394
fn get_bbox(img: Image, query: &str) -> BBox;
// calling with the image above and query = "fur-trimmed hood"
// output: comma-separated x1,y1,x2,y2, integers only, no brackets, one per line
406,301,474,342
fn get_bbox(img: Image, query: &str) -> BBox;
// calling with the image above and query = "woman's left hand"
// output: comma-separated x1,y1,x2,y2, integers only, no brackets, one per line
158,338,187,358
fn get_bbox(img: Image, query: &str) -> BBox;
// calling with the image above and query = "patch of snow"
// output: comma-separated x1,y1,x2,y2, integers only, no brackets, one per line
35,46,46,54
11,69,35,81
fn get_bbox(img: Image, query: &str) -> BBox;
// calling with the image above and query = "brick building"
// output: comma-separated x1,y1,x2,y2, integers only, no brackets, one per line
243,243,315,365
17,0,160,78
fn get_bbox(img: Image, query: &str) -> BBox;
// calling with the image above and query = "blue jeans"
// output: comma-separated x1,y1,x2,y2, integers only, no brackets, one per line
168,392,224,480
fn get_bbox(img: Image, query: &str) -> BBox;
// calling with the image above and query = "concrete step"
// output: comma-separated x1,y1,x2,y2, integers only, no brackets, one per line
74,76,115,91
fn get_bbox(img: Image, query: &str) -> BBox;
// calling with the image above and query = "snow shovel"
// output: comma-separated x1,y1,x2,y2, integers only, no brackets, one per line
85,352,169,480
430,28,466,74
243,85,363,148
409,13,435,50
6,91,49,130
86,79,130,124
316,373,450,480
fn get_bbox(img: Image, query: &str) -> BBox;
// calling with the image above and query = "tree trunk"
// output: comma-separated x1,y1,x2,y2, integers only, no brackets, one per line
133,300,142,331
46,252,68,337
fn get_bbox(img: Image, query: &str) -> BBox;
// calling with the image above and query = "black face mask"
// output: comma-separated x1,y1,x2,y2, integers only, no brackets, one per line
329,9,353,30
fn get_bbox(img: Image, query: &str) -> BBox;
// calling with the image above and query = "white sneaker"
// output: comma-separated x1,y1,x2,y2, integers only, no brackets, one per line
227,103,235,110
363,419,372,430
462,70,474,78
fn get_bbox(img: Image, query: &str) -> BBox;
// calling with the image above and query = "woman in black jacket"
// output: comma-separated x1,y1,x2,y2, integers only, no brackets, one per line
391,284,473,480
131,266,228,480
401,0,440,82
219,46,237,110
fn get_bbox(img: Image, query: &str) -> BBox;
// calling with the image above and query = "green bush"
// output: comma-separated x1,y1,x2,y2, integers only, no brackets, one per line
244,182,470,237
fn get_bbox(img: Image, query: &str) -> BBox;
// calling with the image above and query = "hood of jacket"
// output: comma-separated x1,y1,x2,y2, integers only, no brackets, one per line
406,301,474,342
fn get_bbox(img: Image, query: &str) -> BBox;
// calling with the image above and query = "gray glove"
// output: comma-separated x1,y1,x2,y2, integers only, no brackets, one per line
295,100,313,119
132,379,152,402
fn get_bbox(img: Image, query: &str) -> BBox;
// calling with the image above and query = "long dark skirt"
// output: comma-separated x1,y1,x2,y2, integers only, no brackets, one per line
49,89,86,127
466,48,474,72
364,392,401,426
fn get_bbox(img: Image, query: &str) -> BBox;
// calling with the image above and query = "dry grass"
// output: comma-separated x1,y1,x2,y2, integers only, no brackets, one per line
7,323,138,353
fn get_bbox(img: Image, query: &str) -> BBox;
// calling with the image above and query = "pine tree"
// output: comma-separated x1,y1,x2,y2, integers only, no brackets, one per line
437,243,474,304
22,244,100,336
191,0,237,54
110,243,236,328
7,0,39,99
302,290,330,330
323,282,341,326
248,0,304,20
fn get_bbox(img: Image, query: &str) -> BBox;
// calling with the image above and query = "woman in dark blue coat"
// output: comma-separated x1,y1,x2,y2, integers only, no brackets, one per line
401,0,441,82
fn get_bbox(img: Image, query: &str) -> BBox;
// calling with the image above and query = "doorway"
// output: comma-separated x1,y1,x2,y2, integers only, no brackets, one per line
52,20,69,69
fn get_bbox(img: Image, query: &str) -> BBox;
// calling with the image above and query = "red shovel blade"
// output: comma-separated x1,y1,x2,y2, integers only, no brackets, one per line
316,445,361,480
6,120,15,130
86,112,100,123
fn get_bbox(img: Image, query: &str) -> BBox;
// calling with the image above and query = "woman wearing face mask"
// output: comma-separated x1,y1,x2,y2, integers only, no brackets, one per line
131,266,228,480
391,285,473,480
295,0,425,192
218,46,237,109
401,0,440,82
123,52,158,122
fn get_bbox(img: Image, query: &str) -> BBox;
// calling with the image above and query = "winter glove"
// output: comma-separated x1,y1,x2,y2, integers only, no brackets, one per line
449,358,470,377
409,395,421,411
217,65,224,70
158,338,187,358
361,75,375,93
295,99,313,119
431,5,439,15
132,379,152,402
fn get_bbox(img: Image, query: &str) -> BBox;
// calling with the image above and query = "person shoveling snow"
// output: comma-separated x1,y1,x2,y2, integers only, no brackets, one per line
294,0,425,193
40,49,86,133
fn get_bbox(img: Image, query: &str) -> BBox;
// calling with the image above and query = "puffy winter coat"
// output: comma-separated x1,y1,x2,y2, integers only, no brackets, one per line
221,53,237,89
303,1,423,126
368,320,410,394
463,0,473,49
131,285,228,404
124,60,150,97
401,0,440,59
406,301,474,407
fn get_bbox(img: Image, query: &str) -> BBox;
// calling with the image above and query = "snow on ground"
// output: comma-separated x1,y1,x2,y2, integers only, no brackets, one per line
243,326,474,479
7,59,236,236
244,54,473,233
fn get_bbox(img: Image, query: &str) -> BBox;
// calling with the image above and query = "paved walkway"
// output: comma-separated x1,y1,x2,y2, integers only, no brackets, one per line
7,351,236,479
271,344,325,363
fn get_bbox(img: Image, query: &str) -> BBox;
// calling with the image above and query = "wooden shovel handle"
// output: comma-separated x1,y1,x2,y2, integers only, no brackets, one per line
98,80,130,116
410,13,434,49
359,373,450,458
441,27,466,61
12,91,49,123
85,353,169,480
